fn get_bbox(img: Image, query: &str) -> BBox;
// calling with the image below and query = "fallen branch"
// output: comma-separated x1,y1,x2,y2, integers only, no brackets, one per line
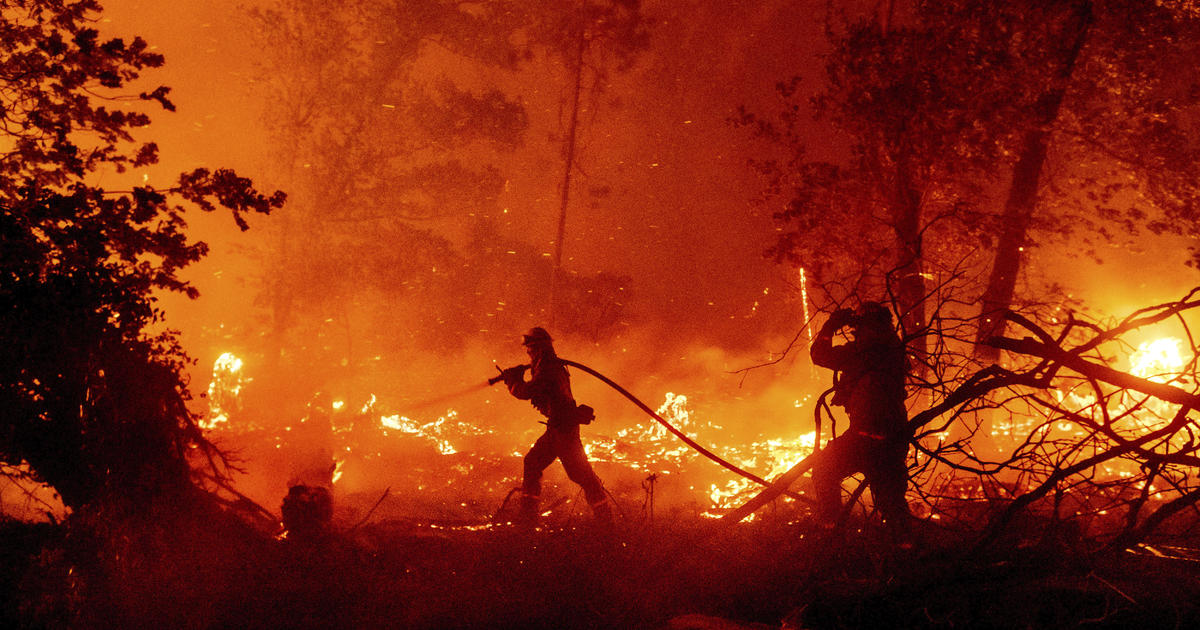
347,487,391,532
988,336,1200,412
719,451,819,524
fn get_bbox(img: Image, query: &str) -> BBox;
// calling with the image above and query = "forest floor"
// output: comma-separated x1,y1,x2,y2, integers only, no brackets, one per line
5,500,1200,629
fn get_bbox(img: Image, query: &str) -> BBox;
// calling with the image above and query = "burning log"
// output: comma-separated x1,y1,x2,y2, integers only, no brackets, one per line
719,452,818,524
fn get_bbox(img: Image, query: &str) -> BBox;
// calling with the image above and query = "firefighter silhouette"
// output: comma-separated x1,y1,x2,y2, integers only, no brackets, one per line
289,391,336,489
810,302,912,529
500,327,611,524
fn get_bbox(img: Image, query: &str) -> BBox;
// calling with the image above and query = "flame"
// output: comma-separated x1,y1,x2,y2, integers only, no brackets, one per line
800,267,813,346
331,458,345,484
990,335,1192,485
203,352,244,430
702,432,816,518
585,392,818,516
203,356,824,520
585,392,697,470
1129,337,1185,382
197,333,1199,525
379,410,474,455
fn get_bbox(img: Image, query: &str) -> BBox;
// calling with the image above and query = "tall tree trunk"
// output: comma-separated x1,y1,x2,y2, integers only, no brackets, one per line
873,1,926,367
549,30,587,329
974,0,1094,362
893,157,927,368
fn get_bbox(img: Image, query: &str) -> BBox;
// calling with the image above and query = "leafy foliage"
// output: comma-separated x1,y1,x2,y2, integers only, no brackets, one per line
0,0,283,510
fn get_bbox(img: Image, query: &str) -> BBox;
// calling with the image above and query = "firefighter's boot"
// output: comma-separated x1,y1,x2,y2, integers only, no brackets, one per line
591,497,614,526
518,492,539,525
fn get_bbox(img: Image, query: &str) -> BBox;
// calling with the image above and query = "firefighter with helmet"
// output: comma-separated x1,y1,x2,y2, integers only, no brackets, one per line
499,327,612,525
810,301,912,532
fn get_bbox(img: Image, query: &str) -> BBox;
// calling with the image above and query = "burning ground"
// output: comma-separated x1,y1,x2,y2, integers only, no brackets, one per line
197,342,827,528
192,322,1200,527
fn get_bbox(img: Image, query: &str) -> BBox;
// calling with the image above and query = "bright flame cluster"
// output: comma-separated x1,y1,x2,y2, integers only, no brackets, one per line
1129,337,1184,382
585,393,697,470
203,352,245,430
586,391,818,516
205,353,826,515
381,411,466,455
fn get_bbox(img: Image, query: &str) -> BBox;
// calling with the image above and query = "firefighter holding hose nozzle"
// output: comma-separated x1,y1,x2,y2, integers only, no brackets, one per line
496,327,611,526
810,302,913,538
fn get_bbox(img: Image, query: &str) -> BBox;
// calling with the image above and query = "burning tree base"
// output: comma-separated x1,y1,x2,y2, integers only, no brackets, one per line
281,484,334,543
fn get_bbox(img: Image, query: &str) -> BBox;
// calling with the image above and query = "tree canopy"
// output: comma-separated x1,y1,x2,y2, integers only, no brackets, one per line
244,0,641,407
742,0,1200,364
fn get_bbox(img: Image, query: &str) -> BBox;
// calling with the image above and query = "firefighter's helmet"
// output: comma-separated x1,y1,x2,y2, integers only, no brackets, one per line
522,326,554,347
854,301,892,328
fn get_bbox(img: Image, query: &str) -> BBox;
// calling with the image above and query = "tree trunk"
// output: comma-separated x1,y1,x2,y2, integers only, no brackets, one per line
974,0,1094,362
893,157,927,368
549,30,587,328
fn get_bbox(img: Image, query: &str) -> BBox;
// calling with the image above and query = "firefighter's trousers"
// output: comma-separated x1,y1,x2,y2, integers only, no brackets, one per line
521,424,609,520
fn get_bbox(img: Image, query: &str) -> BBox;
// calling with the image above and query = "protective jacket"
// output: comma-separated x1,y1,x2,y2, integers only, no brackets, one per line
811,328,908,439
507,354,579,430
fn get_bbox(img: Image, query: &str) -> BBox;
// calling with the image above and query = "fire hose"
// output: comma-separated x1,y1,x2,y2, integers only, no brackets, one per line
491,359,814,508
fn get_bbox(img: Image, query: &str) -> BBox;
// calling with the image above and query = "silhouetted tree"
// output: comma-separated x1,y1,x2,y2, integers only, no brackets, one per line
248,0,637,382
737,3,1015,370
742,0,1200,369
524,0,648,325
249,0,529,372
731,1,1200,542
973,0,1200,360
0,0,283,511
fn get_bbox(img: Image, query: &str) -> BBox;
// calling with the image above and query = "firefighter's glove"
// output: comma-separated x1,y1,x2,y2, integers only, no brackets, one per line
824,308,855,332
500,365,528,386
